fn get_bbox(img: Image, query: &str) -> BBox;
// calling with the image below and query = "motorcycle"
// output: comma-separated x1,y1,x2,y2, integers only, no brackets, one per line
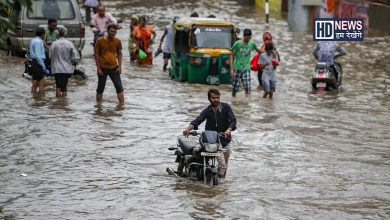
23,52,87,80
166,130,223,186
91,29,106,47
311,56,343,92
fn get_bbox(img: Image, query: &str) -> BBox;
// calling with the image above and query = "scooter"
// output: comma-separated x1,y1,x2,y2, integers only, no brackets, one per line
166,130,223,186
311,55,344,92
23,52,87,80
91,29,106,46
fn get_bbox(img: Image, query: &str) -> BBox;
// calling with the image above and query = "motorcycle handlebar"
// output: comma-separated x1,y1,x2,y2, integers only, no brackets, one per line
334,53,345,59
90,18,122,29
189,130,198,136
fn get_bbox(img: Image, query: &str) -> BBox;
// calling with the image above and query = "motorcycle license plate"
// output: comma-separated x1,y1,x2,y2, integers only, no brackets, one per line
317,82,326,88
201,152,220,157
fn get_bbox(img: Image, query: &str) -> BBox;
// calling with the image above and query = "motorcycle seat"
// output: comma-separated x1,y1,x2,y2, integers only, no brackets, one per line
178,137,197,155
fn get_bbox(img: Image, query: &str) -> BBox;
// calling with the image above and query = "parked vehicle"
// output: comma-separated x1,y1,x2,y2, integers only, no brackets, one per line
23,52,87,80
311,61,343,92
3,0,85,57
169,17,237,84
166,130,223,186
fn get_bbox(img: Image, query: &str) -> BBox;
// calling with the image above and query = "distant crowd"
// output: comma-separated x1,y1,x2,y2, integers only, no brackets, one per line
27,1,345,107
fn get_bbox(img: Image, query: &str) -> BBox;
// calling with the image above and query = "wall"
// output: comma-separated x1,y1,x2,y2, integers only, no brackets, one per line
288,0,311,31
317,0,390,35
367,2,390,34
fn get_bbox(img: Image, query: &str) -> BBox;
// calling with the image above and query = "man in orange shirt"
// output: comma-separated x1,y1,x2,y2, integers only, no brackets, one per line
94,24,124,105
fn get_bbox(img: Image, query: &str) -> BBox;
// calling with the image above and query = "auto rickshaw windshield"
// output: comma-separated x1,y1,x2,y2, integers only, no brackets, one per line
191,26,232,49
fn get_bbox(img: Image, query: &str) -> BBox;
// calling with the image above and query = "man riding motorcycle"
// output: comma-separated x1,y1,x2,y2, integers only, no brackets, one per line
91,5,117,44
183,89,237,180
312,41,347,81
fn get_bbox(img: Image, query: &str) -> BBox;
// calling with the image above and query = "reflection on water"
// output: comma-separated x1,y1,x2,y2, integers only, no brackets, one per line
93,104,124,118
48,98,71,111
0,0,389,219
173,182,228,218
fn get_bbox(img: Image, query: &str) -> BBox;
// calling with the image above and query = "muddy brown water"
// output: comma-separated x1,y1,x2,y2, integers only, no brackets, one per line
0,1,389,219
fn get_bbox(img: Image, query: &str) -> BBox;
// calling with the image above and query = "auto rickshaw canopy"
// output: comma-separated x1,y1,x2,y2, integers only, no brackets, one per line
174,17,236,31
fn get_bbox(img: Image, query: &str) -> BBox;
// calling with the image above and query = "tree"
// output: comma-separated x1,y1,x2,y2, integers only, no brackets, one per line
0,0,32,45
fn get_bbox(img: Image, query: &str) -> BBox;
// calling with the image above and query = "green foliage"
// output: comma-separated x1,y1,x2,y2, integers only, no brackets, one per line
0,0,32,45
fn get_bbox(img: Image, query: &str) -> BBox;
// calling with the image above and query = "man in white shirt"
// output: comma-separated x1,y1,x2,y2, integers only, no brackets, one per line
158,16,179,71
49,28,80,97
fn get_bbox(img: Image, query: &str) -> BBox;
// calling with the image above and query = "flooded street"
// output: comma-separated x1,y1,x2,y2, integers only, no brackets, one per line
1,0,389,219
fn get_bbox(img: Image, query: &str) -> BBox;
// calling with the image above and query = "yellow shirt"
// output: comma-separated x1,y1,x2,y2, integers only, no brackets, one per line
94,37,122,69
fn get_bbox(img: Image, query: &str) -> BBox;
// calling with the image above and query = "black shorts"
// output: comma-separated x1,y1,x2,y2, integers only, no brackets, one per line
54,73,71,92
96,68,124,94
163,52,171,59
31,59,44,81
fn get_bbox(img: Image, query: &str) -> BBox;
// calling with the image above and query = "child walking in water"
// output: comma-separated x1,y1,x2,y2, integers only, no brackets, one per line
259,43,280,99
258,31,280,88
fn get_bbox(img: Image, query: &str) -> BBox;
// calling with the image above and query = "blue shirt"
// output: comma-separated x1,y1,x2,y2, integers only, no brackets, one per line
29,37,46,69
312,41,347,65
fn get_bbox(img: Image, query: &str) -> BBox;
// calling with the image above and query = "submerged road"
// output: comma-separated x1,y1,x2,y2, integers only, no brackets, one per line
0,0,389,219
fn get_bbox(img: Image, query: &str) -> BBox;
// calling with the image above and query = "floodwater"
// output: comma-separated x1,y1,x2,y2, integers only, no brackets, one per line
1,0,389,219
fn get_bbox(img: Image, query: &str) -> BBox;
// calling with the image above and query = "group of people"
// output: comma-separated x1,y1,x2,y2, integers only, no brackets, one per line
29,19,80,97
182,30,347,181
130,16,157,65
28,5,124,106
180,30,281,180
230,28,280,99
27,4,160,106
91,7,168,106
26,7,348,181
230,29,346,99
91,17,347,181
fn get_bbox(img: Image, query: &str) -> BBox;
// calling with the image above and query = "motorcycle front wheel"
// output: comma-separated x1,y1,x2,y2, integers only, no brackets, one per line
213,174,219,186
205,171,218,186
177,157,184,175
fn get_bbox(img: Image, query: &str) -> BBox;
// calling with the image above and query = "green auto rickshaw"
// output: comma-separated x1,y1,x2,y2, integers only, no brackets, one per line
169,17,237,84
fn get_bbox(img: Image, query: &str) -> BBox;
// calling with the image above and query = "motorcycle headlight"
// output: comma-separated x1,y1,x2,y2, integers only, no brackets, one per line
204,143,218,152
195,57,203,65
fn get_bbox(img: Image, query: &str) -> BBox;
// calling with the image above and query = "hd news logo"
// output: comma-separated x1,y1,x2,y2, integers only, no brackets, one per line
313,18,364,41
